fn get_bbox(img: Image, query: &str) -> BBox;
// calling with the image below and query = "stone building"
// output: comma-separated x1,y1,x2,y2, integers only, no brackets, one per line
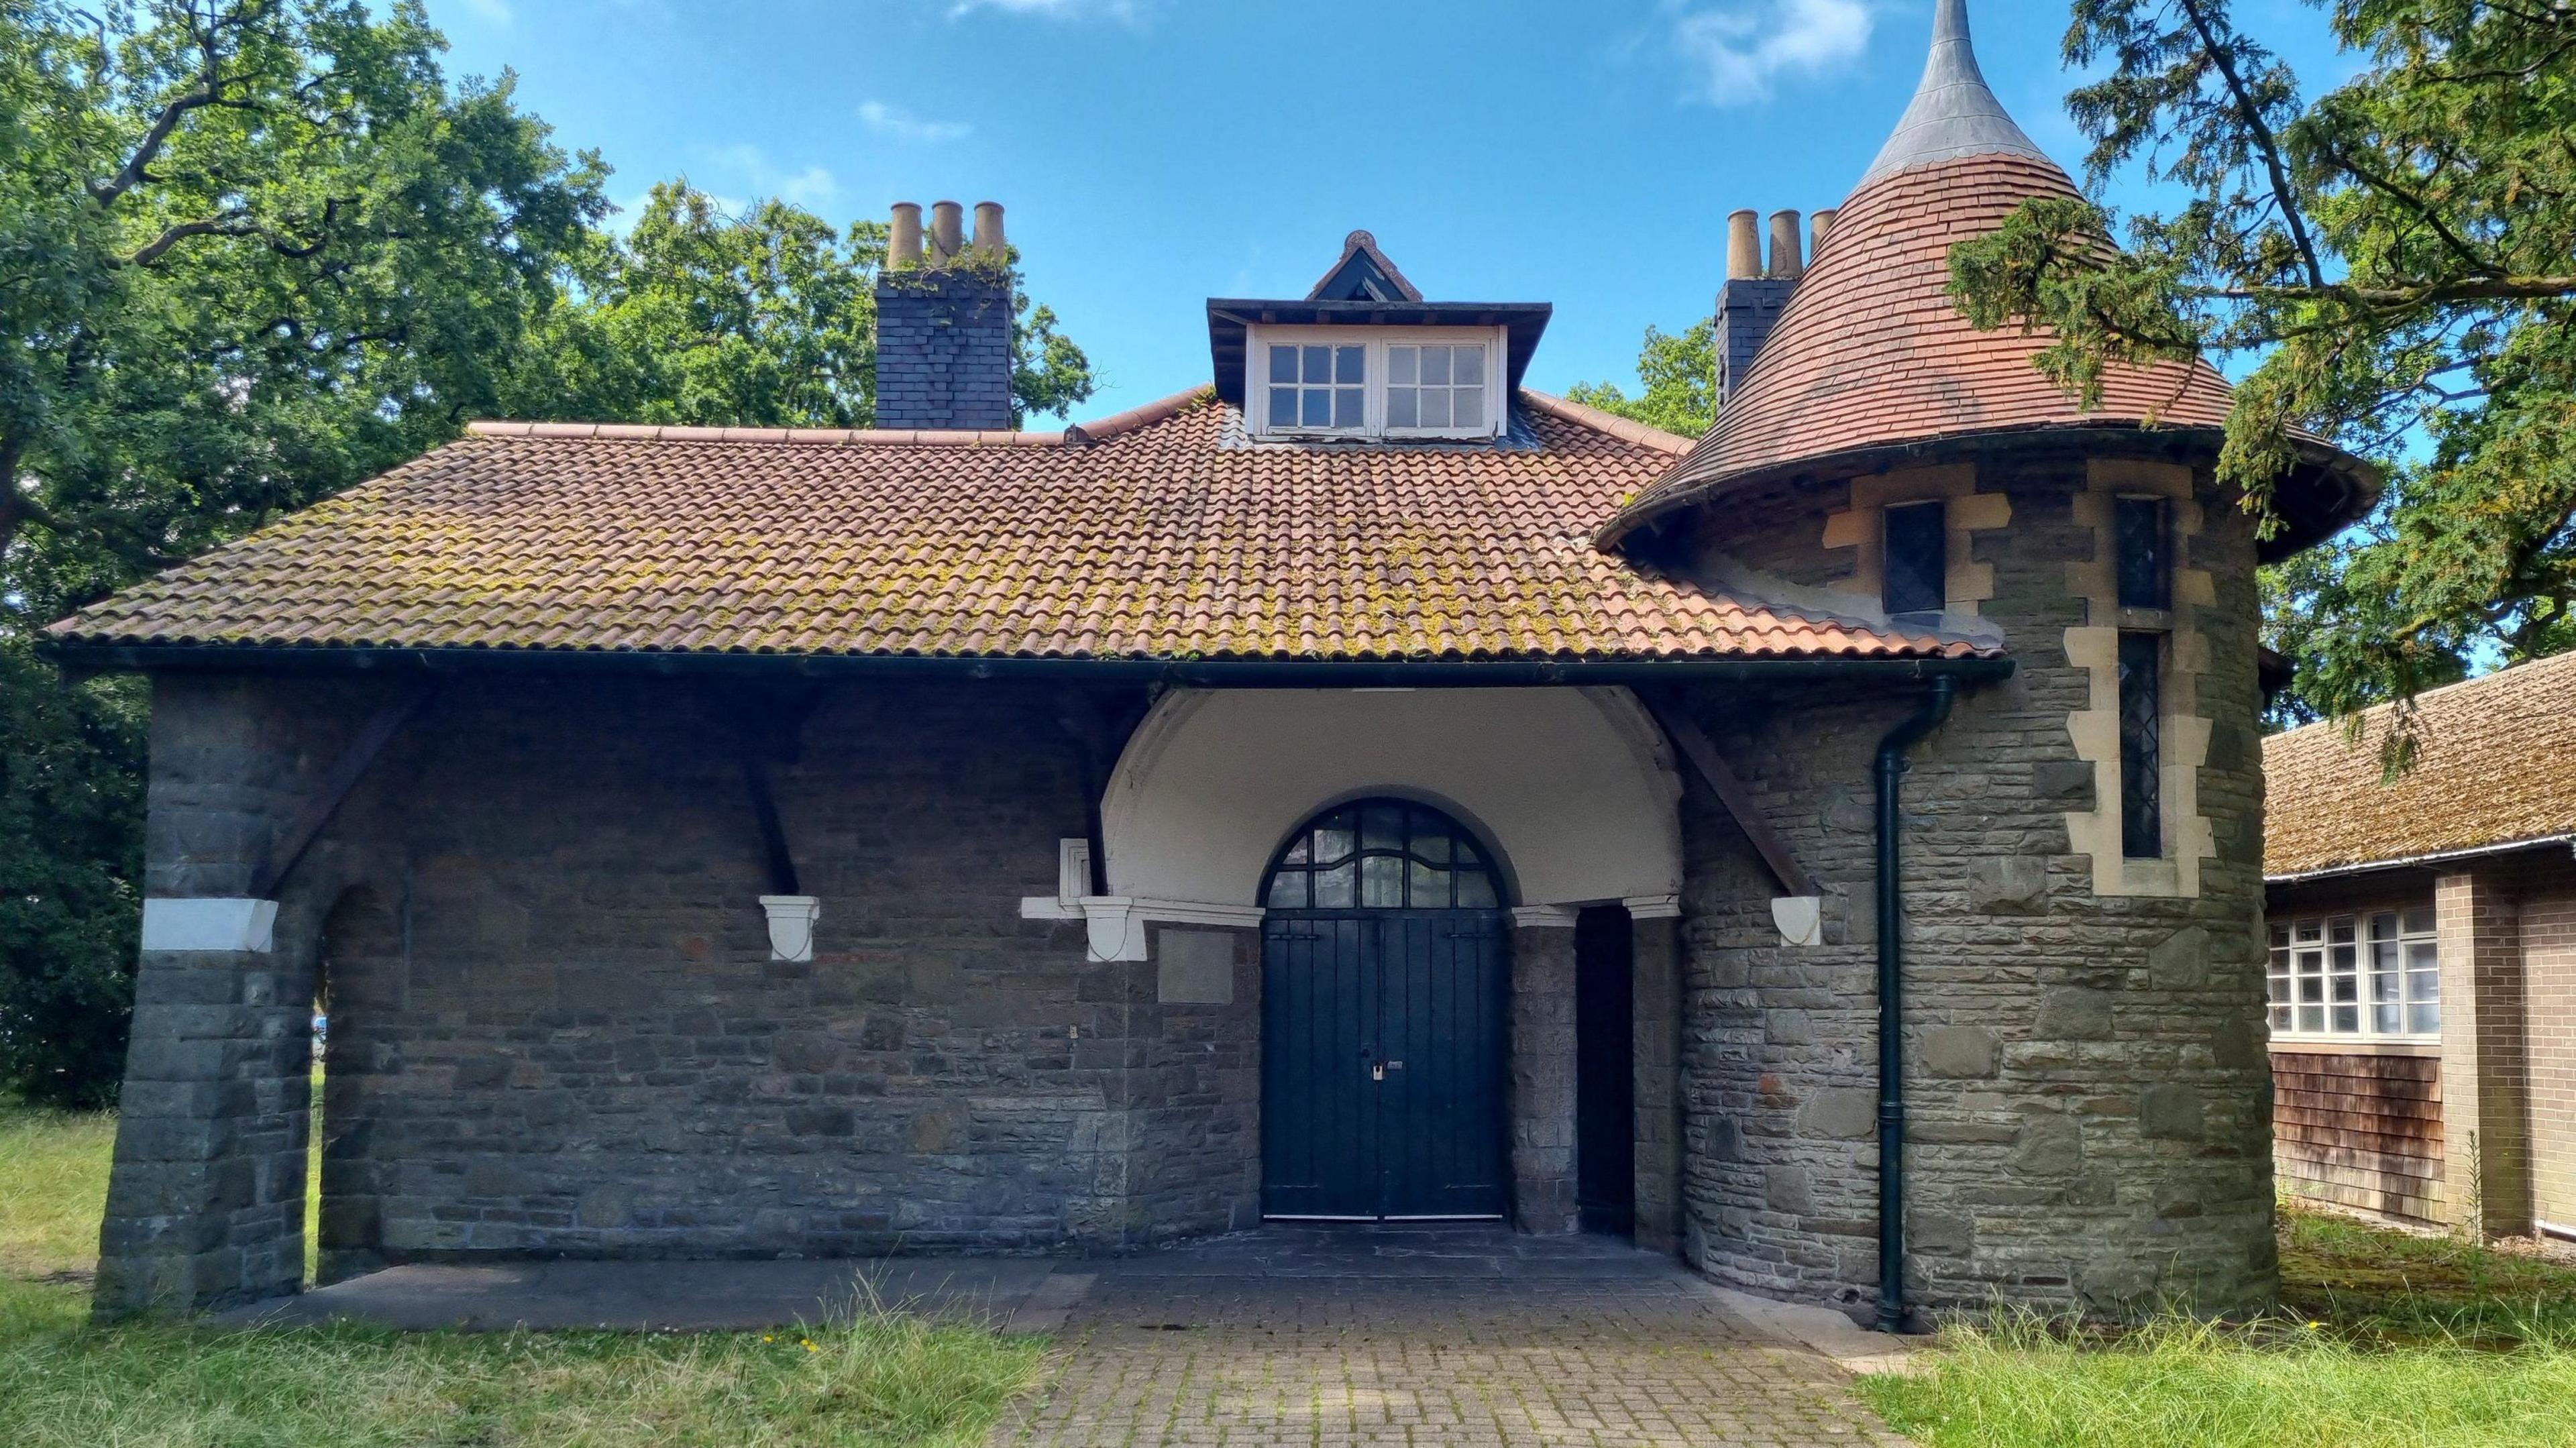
2265,653,2576,1238
56,0,2371,1324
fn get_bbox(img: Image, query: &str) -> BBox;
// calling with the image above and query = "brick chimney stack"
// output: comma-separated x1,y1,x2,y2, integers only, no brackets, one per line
1715,204,1805,406
874,199,1014,431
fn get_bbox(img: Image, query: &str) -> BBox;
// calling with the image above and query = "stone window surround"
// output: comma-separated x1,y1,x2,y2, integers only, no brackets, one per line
1819,462,2013,620
2063,459,2216,898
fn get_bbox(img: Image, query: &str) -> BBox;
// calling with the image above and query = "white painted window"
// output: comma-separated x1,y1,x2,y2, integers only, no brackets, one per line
1245,325,1507,441
2267,907,2438,1040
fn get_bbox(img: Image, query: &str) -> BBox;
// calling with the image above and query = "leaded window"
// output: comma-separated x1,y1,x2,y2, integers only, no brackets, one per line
2267,909,2438,1039
2117,630,2161,858
1263,799,1501,910
1882,501,1946,618
2115,496,2171,610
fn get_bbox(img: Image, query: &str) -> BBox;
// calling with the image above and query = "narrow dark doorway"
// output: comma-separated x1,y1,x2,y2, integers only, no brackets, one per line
1574,904,1636,1236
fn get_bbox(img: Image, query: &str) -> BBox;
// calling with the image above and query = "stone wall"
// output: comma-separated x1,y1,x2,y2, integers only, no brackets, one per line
1670,440,2279,1320
99,674,1263,1312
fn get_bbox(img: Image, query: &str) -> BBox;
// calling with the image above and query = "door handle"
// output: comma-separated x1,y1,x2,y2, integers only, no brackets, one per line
1371,1062,1385,1081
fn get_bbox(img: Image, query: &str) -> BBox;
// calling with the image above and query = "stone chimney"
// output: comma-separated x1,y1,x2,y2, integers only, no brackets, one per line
1715,205,1802,405
874,199,1014,431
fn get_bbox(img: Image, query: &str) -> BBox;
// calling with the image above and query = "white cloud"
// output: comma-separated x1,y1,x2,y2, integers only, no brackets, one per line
945,0,1148,21
696,144,839,208
860,100,975,144
458,0,515,25
1668,0,1876,105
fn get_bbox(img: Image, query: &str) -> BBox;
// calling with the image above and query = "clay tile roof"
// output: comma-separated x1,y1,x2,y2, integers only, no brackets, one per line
49,389,1996,666
1597,0,2371,553
2263,652,2576,880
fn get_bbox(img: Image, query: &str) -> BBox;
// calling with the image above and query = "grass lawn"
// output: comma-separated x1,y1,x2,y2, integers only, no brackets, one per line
1861,1204,2576,1448
0,1099,1044,1447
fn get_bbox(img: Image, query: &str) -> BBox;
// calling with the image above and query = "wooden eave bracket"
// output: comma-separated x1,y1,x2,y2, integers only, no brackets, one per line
248,685,437,899
1646,699,1820,901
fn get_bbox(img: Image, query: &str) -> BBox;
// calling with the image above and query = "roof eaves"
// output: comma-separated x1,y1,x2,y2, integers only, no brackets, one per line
2266,832,2576,885
463,420,1069,447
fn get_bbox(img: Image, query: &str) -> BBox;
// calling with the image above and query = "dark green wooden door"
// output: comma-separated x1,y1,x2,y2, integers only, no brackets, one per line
1260,910,1509,1219
1257,799,1511,1220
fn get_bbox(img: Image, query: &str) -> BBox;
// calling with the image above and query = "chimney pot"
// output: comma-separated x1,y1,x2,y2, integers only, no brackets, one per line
1809,209,1838,260
1726,210,1761,281
1767,209,1803,278
971,201,1007,262
888,202,923,268
929,201,965,264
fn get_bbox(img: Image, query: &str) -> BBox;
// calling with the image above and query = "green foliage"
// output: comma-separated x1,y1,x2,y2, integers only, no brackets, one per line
0,4,1097,1107
1946,0,2576,738
502,181,1093,429
1565,319,1717,437
0,1101,1045,1446
1864,1205,2576,1448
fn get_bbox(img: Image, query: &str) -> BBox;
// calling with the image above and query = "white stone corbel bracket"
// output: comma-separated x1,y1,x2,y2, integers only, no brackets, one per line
1770,895,1823,948
759,895,820,962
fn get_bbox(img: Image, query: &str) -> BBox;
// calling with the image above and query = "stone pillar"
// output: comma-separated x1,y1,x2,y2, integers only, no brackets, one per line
94,675,339,1316
2436,867,2532,1238
1629,907,1685,1253
1511,909,1578,1233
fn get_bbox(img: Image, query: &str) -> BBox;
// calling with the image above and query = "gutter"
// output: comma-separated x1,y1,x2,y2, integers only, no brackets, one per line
2264,833,2576,885
1874,675,1956,1335
44,642,2015,689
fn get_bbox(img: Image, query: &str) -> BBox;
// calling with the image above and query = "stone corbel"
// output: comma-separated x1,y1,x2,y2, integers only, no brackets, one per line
759,895,821,963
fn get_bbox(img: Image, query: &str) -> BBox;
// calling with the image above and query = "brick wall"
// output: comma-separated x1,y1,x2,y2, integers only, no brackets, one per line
1669,439,2277,1320
2520,872,2576,1232
873,268,1014,431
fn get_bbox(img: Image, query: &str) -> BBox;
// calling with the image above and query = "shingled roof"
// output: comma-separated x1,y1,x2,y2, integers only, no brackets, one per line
49,390,1996,667
2265,652,2576,881
1595,0,2371,555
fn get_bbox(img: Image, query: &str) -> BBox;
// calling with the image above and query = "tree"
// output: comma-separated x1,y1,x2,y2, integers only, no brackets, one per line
1944,0,2576,740
0,0,606,1105
503,180,1095,429
1566,320,1718,438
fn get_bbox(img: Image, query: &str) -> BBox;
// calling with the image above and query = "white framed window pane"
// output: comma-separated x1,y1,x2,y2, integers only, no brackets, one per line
1270,345,1299,384
1334,387,1364,427
2369,911,2398,940
1454,345,1485,385
2269,923,2290,948
1334,346,1365,384
1422,346,1451,385
2330,917,2356,944
1300,389,1330,427
1454,387,1484,430
1387,388,1418,427
2406,940,2438,975
1421,389,1451,427
2298,1003,2325,1032
2333,1003,2359,1032
1389,346,1418,384
2410,1001,2440,1034
1301,345,1330,382
1269,388,1299,427
2403,907,2436,935
2296,920,2323,943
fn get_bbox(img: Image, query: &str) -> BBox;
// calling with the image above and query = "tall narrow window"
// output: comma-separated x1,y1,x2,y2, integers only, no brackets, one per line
2117,630,2161,858
2115,496,2171,610
1882,501,1946,617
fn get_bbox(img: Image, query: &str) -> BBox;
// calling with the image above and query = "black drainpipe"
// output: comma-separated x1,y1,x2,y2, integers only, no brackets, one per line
1874,675,1955,1334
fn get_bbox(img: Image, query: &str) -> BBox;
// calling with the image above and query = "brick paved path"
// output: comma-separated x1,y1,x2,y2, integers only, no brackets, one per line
994,1227,1910,1447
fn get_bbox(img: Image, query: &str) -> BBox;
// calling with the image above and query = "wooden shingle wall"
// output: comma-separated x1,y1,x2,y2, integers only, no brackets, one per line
2273,1050,2445,1224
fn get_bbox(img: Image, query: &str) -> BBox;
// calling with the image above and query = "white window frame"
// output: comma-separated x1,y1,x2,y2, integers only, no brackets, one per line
2267,907,2440,1043
1244,324,1509,443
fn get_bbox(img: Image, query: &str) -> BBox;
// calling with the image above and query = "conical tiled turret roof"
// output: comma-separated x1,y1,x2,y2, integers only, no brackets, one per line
1597,0,2370,553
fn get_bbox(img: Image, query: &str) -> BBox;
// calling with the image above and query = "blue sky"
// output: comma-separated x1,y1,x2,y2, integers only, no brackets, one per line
426,0,2353,423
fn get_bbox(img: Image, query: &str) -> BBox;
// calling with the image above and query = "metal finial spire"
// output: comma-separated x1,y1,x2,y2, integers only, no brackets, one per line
1858,0,2054,183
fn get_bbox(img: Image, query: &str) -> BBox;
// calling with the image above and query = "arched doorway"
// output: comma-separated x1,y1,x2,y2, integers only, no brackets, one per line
1259,799,1509,1220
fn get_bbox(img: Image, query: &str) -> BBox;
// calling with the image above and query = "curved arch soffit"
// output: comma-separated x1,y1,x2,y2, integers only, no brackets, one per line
1101,687,1682,913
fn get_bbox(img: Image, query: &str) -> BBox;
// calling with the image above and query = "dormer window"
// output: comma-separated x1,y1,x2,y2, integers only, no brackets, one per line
1246,325,1507,442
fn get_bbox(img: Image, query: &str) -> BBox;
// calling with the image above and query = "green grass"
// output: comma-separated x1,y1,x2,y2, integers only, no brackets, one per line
0,1098,1046,1447
1861,1204,2576,1448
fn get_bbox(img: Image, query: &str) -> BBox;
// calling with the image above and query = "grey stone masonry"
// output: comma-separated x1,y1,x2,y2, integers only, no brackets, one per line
95,673,1268,1315
1669,439,2279,1321
1513,921,1579,1233
873,266,1013,431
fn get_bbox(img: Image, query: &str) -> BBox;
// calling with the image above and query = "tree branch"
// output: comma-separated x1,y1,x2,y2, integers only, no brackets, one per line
87,0,278,209
2176,0,2326,289
122,209,256,266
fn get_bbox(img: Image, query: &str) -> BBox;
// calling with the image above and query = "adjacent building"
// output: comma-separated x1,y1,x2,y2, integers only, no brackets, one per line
2265,653,2576,1238
57,0,2373,1324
